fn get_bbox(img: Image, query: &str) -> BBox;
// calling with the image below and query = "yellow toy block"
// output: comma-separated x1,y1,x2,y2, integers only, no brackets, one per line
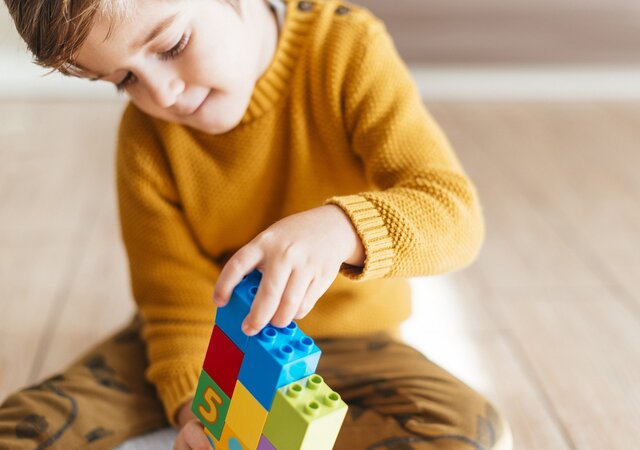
218,423,250,450
225,381,269,449
204,428,220,448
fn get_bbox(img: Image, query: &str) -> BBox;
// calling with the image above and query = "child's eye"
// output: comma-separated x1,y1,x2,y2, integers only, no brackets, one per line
159,32,191,61
113,32,190,93
115,72,136,93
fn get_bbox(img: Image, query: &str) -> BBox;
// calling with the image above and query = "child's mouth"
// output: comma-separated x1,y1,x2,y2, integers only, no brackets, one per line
177,90,211,117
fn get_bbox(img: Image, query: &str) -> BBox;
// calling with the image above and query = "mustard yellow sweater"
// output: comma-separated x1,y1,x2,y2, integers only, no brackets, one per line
116,0,484,424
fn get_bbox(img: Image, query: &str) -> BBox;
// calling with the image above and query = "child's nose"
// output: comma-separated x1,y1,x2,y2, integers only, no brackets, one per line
146,73,185,110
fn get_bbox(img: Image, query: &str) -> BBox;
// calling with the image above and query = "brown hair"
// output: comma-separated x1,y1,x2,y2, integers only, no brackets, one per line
4,0,128,75
4,0,240,77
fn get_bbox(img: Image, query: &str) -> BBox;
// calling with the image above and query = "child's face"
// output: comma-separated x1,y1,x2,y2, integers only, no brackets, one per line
75,0,275,134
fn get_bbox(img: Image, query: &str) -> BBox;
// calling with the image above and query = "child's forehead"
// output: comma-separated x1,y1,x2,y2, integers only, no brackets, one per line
76,0,183,75
96,0,178,35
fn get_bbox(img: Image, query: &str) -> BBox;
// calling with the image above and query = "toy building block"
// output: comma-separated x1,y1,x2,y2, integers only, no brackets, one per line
237,322,321,410
203,325,244,398
218,424,250,450
192,370,231,440
263,374,348,450
215,270,263,352
204,428,218,448
257,435,276,450
225,381,269,449
194,269,347,449
204,424,250,450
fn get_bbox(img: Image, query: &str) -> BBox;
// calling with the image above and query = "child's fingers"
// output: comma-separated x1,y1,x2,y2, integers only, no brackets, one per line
213,246,262,306
270,269,310,328
183,420,213,450
242,262,290,336
173,433,188,450
294,274,332,320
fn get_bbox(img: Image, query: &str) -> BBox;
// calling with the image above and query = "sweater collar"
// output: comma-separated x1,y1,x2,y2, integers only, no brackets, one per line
239,0,318,125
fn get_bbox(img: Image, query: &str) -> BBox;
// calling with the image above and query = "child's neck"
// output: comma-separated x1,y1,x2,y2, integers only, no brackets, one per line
255,0,280,81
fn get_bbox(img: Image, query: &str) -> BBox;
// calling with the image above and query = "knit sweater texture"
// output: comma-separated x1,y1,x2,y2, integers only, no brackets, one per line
116,0,485,424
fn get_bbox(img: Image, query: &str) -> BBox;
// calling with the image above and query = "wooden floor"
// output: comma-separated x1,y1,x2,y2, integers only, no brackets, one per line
1,100,639,449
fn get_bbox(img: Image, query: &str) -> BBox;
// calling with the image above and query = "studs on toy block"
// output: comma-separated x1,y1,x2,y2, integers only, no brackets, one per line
203,325,244,398
192,370,231,440
263,374,348,450
215,270,262,351
237,322,321,410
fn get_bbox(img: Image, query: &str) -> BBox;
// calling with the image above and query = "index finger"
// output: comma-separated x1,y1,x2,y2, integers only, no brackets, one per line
213,246,261,307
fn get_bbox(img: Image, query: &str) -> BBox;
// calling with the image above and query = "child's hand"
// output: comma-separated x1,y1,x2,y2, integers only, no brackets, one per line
212,205,364,336
174,399,212,450
174,419,212,450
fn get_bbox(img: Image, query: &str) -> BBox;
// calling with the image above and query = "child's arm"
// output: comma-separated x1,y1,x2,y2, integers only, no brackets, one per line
214,16,484,335
326,17,485,281
116,106,222,428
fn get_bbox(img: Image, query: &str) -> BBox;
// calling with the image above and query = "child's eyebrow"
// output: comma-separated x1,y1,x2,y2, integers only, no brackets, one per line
80,13,180,80
130,13,179,52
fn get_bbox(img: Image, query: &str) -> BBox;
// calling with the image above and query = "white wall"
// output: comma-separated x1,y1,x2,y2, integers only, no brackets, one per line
2,3,640,100
0,6,118,99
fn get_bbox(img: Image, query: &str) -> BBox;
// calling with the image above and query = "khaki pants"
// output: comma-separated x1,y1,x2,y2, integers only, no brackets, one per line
0,316,512,450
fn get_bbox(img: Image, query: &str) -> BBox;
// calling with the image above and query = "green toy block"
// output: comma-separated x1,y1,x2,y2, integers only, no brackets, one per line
192,370,231,440
263,374,348,450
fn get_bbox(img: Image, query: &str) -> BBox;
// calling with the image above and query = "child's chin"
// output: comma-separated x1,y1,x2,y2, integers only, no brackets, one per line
183,90,250,135
189,112,243,135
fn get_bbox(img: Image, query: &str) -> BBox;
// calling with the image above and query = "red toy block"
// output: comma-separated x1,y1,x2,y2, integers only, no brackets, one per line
203,325,244,398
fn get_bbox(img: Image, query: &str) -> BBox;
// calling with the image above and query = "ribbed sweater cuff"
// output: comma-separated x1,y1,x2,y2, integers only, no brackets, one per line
156,364,202,427
325,194,394,280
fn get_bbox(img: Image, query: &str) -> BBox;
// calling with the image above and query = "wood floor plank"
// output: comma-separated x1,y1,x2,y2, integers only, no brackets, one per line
402,330,573,450
0,101,125,235
404,274,573,448
0,100,125,401
0,236,74,401
3,100,640,450
488,286,640,450
33,186,135,379
443,103,640,311
406,273,503,335
429,104,606,290
427,103,640,448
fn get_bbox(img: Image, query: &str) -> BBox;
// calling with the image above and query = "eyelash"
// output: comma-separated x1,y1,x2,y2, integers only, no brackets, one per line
115,32,191,93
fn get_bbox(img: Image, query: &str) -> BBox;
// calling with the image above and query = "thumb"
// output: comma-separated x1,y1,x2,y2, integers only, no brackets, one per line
184,420,214,450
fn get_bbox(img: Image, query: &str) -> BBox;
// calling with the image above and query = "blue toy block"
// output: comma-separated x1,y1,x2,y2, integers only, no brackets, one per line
215,269,262,352
237,322,321,410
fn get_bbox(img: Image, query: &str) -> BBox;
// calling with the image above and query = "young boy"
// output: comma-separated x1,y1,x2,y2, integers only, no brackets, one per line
0,0,513,448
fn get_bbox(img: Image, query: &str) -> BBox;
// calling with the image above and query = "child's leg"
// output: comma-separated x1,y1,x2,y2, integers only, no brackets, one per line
0,316,168,450
317,333,513,450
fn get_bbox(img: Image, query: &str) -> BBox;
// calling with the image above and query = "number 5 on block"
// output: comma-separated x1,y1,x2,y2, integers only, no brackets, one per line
193,370,231,440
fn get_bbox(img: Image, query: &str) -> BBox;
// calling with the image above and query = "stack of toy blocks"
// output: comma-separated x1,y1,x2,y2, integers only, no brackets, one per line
192,270,348,450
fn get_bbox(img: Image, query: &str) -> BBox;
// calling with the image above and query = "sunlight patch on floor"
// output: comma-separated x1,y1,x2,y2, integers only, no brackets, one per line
401,275,492,390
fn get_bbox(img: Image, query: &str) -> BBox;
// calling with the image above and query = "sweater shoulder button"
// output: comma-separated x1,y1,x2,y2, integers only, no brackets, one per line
298,1,313,11
335,5,350,15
